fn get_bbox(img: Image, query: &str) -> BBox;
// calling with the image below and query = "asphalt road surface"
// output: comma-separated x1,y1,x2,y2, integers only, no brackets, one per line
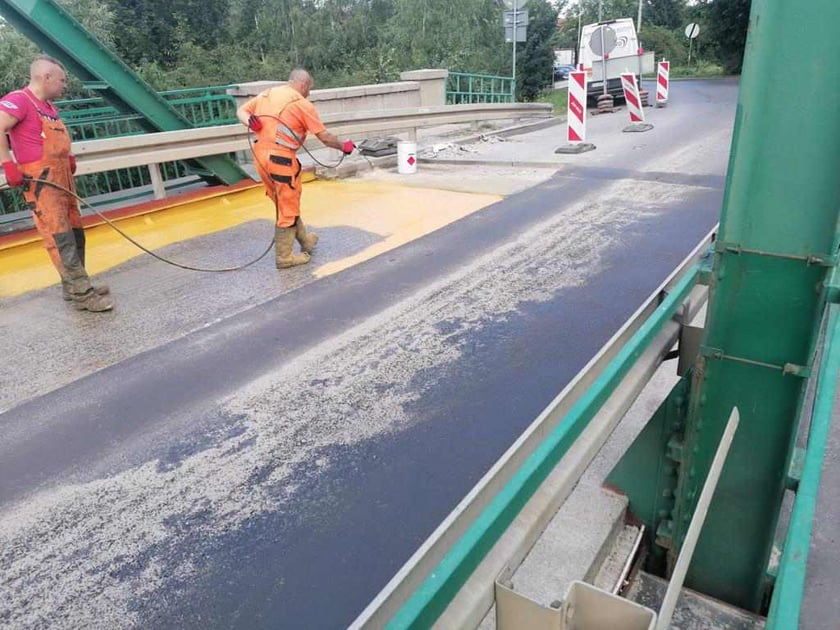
0,79,738,629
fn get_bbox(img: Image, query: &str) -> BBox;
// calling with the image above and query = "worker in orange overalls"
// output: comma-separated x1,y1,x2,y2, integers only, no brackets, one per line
0,55,113,311
236,68,355,268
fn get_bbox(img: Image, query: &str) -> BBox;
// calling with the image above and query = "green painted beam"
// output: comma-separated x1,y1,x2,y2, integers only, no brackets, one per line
766,303,840,629
666,0,840,611
387,266,699,629
0,0,248,185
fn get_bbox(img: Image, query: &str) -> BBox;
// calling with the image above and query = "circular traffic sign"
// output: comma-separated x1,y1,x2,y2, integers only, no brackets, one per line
589,25,617,57
685,23,700,39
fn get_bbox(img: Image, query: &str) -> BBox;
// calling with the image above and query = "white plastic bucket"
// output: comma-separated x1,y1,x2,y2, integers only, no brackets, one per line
397,141,417,174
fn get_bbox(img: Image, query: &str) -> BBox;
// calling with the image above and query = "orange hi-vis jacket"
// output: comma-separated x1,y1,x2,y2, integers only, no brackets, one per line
242,86,327,227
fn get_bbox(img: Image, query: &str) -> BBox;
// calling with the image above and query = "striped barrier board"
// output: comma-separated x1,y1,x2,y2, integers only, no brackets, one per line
555,70,596,153
567,71,588,143
656,61,670,106
621,72,653,132
621,73,645,122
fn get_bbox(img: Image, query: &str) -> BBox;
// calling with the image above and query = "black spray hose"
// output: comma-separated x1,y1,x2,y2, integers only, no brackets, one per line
0,123,374,272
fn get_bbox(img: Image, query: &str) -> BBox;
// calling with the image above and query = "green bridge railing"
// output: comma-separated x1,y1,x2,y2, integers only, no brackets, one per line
446,72,514,105
0,85,238,222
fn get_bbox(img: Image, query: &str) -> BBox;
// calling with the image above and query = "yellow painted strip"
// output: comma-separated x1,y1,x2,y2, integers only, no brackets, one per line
308,181,498,277
0,179,500,298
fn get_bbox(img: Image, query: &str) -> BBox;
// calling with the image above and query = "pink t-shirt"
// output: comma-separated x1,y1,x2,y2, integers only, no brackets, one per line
0,88,60,164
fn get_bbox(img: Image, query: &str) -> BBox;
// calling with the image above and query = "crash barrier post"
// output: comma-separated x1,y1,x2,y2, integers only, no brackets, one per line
555,71,596,154
621,72,653,133
656,61,670,107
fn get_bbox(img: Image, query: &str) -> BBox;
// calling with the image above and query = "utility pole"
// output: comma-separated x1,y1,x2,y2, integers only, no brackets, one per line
637,0,643,36
512,0,518,94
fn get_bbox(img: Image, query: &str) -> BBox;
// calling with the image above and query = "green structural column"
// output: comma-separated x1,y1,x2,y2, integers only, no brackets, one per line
667,0,840,611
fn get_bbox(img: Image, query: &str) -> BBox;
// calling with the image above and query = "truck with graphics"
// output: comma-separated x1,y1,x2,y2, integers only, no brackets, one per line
578,18,654,101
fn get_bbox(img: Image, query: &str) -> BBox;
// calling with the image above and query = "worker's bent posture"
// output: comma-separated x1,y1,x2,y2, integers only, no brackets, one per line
237,68,355,268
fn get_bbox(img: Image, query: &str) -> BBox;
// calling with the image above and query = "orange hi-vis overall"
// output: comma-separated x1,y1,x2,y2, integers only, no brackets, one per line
243,86,326,228
17,91,93,295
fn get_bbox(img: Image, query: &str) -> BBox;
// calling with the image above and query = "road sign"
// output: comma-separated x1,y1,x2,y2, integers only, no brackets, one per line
685,23,700,67
504,9,528,43
502,0,528,8
589,25,617,57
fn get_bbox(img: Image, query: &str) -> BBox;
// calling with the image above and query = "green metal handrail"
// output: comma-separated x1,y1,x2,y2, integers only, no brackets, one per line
766,299,840,629
446,72,514,105
0,85,239,219
387,265,700,628
56,85,239,138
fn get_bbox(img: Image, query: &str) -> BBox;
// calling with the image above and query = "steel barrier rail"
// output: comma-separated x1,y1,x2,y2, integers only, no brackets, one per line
0,102,552,201
62,102,552,175
766,258,840,629
350,230,716,629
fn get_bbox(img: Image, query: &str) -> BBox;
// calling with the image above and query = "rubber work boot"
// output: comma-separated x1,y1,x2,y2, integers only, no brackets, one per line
73,288,115,312
53,230,114,311
294,218,319,254
275,226,310,269
62,281,110,302
59,229,110,300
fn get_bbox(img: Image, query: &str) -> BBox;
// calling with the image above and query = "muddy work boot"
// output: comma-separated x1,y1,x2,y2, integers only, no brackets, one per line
294,218,319,255
62,281,110,301
275,226,310,269
72,288,115,312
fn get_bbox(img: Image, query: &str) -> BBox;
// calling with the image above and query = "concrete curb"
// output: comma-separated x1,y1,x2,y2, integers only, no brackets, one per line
417,158,565,169
317,116,566,180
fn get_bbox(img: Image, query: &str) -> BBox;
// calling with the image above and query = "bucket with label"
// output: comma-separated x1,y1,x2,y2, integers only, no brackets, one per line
397,141,417,174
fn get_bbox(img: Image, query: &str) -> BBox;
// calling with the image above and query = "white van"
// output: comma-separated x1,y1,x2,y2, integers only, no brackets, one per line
578,18,653,101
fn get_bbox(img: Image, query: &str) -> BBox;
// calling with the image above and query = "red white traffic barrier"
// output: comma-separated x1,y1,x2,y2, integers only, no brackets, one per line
567,71,588,143
656,60,670,106
621,72,645,123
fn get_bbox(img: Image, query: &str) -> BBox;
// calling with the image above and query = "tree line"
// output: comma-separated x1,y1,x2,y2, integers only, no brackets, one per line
0,0,751,101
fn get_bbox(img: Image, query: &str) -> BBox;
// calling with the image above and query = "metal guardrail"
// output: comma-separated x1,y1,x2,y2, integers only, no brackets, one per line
446,72,515,105
350,232,716,629
766,296,840,629
56,85,238,139
68,102,550,173
0,86,239,220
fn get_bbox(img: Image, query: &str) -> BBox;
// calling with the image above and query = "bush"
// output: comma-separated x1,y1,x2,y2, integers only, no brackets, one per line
670,63,726,78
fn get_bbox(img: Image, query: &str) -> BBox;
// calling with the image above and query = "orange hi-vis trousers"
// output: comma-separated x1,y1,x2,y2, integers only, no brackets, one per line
18,97,92,296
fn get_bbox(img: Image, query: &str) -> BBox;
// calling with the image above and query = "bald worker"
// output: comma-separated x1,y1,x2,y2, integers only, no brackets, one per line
0,55,113,312
237,68,355,269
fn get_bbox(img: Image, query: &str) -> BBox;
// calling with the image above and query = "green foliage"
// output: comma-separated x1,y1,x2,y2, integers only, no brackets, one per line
643,0,684,29
670,62,725,78
698,0,751,73
638,24,685,63
0,24,39,95
535,87,567,115
517,0,559,100
0,0,751,98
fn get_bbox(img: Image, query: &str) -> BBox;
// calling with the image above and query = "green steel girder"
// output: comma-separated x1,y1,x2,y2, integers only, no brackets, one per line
663,0,840,612
606,374,693,576
0,0,248,185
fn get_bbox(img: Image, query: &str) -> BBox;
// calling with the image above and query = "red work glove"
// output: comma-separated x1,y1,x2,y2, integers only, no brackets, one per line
248,115,263,132
69,154,77,174
341,140,356,155
2,160,24,187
